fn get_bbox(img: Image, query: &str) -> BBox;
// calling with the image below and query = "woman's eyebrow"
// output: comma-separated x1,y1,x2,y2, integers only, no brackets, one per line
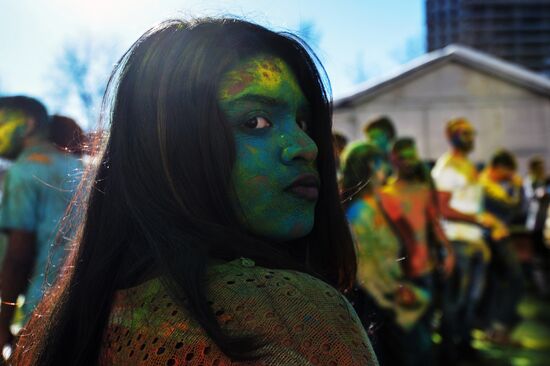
230,94,284,107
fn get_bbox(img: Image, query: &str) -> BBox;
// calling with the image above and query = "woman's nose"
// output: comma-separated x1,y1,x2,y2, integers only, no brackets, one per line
281,132,318,164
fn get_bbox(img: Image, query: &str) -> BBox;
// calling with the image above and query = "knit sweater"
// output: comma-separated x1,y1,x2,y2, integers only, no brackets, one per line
98,258,378,365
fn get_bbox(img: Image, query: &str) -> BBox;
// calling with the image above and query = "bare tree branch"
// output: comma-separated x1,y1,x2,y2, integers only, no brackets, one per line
296,20,322,51
51,37,118,129
391,34,426,64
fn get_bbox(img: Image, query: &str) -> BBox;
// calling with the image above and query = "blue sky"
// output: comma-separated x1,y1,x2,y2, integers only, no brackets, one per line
0,0,425,127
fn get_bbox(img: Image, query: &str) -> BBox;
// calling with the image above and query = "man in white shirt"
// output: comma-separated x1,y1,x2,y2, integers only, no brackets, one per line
432,117,505,362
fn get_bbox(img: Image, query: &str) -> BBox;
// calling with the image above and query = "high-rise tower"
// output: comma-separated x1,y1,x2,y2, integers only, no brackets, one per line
427,0,550,76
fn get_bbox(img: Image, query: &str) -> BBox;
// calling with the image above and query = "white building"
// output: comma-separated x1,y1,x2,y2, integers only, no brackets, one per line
333,44,550,170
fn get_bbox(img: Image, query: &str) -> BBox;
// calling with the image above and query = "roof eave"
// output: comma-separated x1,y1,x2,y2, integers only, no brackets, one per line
334,44,550,109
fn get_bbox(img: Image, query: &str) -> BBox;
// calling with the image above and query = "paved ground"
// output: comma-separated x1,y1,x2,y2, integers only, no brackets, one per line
465,293,550,365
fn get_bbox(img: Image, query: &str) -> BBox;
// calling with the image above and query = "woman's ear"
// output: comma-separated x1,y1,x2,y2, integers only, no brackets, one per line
23,117,37,137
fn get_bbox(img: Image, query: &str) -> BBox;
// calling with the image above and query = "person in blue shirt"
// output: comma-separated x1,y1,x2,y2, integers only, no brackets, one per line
0,96,82,350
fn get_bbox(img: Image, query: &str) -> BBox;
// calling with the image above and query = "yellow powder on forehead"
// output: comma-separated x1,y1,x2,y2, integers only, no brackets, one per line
252,57,285,89
219,56,301,100
0,119,25,154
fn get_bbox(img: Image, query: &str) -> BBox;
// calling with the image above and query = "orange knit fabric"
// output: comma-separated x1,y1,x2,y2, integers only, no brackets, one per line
98,258,378,365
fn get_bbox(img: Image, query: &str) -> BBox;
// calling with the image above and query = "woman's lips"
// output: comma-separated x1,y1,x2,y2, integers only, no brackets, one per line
285,174,320,201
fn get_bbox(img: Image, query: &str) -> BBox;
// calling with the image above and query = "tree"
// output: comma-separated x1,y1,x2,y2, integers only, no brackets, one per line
391,34,426,64
51,38,118,129
296,20,322,51
353,52,369,84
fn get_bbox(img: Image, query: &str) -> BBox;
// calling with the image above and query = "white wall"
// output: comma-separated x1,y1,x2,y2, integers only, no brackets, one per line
333,62,550,172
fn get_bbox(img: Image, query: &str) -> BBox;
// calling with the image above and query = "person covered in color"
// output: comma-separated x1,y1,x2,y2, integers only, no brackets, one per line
0,98,82,350
341,141,432,366
380,137,456,365
13,19,378,366
479,150,524,344
363,115,396,157
382,137,455,281
479,150,524,224
431,117,505,362
363,116,396,184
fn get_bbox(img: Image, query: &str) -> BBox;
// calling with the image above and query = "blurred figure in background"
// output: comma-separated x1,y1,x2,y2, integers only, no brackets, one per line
341,141,432,366
363,115,396,156
480,150,524,224
531,172,550,297
431,117,505,363
479,150,525,343
49,115,86,157
0,97,82,351
535,177,550,250
524,157,546,213
524,157,549,294
523,156,546,231
332,131,348,182
381,137,456,365
383,137,455,281
363,115,396,183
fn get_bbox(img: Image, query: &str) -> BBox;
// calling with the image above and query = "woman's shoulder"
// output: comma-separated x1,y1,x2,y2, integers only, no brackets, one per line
207,259,370,333
99,259,378,365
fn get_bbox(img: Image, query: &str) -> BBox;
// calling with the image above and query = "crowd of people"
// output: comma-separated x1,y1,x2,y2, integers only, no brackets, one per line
337,115,550,365
0,16,547,366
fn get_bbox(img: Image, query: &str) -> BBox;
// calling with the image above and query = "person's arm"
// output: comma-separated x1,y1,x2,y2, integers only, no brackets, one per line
0,230,36,348
427,197,455,277
432,166,490,225
436,191,478,224
437,190,509,240
437,190,499,226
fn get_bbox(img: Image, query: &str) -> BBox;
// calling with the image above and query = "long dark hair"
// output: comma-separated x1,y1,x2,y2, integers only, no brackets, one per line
340,142,384,207
49,115,86,156
14,18,356,365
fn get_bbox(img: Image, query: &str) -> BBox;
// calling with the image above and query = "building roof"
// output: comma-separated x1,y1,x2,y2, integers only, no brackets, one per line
334,44,550,108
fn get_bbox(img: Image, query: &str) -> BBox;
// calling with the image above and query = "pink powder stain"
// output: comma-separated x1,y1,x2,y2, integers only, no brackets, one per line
225,73,254,97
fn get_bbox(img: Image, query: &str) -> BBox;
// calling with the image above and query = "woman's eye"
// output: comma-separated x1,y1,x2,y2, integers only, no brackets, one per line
297,119,308,131
243,116,272,129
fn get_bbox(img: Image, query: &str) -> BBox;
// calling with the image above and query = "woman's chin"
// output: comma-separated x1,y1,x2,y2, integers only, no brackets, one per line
249,219,314,243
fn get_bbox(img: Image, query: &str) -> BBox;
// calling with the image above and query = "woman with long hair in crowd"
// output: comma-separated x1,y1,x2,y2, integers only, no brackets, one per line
13,18,378,365
341,141,431,366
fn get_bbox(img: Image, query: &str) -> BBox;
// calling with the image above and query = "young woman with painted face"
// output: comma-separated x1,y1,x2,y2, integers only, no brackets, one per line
13,19,377,365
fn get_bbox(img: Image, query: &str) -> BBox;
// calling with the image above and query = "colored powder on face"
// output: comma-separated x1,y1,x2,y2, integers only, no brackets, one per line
0,110,28,158
449,123,475,152
219,55,319,241
367,128,390,153
220,57,301,101
393,146,421,178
